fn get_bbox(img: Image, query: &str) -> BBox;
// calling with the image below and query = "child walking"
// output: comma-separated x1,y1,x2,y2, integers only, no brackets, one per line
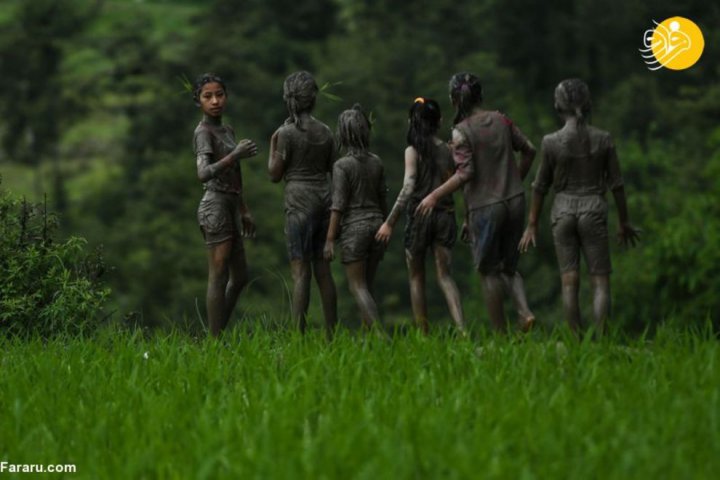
375,97,466,335
324,105,387,331
268,71,338,338
416,73,536,332
519,78,639,335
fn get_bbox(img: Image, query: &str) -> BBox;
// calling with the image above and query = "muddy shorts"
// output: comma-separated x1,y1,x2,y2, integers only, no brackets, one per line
339,217,385,264
285,209,330,261
551,193,611,275
468,194,525,274
197,190,245,247
404,209,457,256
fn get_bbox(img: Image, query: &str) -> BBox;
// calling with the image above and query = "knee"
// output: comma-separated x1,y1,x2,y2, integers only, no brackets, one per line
436,272,453,289
208,265,230,286
291,262,311,283
561,270,580,287
591,278,610,300
347,279,367,298
315,271,336,292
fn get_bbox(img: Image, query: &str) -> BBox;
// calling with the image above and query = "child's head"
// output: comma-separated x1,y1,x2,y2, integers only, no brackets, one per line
193,73,227,107
407,97,441,162
448,72,483,125
554,78,591,123
283,71,318,127
337,104,371,153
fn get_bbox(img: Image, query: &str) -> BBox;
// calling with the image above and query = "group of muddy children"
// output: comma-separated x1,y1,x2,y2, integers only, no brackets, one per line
193,71,639,339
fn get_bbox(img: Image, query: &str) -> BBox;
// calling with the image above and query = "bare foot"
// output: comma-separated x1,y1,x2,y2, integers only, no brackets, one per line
519,315,535,333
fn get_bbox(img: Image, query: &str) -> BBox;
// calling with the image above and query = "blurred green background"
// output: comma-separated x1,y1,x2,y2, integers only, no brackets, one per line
1,0,718,331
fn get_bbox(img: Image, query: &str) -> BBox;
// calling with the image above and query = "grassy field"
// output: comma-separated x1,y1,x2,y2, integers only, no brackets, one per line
0,326,718,479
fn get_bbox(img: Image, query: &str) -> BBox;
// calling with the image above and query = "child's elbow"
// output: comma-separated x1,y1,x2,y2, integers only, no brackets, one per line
268,170,283,183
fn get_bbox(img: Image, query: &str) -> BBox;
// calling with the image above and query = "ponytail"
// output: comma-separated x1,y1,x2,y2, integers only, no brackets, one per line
554,79,592,153
407,97,442,177
283,71,318,131
449,72,483,125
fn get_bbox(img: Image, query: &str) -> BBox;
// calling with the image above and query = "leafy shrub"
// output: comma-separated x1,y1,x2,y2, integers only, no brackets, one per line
0,179,109,337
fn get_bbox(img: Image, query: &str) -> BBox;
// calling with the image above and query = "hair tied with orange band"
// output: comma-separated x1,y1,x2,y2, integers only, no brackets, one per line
414,97,425,104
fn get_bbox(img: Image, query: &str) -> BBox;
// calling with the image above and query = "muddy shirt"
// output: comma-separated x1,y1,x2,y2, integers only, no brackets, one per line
194,120,243,194
452,111,531,209
274,118,334,215
532,126,623,196
331,152,387,228
408,140,455,213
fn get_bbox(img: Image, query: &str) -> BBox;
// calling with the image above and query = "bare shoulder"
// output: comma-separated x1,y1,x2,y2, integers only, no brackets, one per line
404,145,419,156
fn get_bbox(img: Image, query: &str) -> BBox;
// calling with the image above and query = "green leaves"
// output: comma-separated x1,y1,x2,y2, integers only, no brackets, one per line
319,81,343,102
0,184,109,338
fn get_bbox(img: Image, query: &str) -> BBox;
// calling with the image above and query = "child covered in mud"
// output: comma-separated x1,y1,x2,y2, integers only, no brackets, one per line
375,97,466,335
324,105,387,331
519,78,639,335
193,73,258,337
268,71,337,338
416,73,536,332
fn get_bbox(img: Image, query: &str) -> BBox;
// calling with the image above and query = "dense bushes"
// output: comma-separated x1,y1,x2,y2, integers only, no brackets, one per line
0,180,109,337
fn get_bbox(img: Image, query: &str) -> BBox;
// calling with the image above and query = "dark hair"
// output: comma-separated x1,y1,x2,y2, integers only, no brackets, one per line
337,104,371,153
448,72,483,125
554,78,591,122
283,71,318,131
407,97,441,176
554,78,592,152
192,73,227,106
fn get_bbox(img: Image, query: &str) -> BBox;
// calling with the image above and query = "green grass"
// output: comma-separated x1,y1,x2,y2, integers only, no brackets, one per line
0,326,719,479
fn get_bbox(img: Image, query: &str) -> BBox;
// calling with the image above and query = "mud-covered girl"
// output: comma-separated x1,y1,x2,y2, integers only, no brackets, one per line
375,97,466,335
193,73,258,337
324,105,387,331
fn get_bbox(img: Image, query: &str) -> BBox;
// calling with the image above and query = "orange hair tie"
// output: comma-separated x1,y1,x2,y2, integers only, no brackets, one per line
414,97,425,104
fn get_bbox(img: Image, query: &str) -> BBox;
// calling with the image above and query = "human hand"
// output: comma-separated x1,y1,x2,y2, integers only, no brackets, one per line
241,212,256,238
232,139,258,160
375,223,392,244
518,224,538,253
323,240,335,261
617,222,641,248
415,193,437,217
460,220,470,244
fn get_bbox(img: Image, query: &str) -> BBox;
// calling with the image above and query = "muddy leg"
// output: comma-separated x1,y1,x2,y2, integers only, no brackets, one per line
561,270,581,333
501,272,535,332
590,274,610,337
206,240,233,337
433,246,466,335
224,239,249,329
345,261,381,330
481,273,506,332
406,249,428,334
313,258,338,339
290,259,311,334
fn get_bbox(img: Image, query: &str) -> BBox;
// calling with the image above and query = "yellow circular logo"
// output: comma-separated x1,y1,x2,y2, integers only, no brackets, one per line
640,17,704,71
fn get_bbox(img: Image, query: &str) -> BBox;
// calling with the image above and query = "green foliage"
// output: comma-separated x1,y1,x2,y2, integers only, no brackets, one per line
1,328,719,477
1,0,719,329
0,181,109,337
613,140,720,328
